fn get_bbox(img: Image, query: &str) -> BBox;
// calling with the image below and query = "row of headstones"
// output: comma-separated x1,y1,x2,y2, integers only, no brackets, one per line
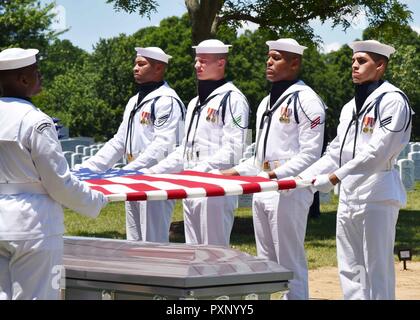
396,142,420,191
327,141,420,200
240,143,255,163
59,137,127,169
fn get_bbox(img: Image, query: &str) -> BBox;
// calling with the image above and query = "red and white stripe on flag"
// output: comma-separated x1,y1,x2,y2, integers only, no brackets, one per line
83,170,300,202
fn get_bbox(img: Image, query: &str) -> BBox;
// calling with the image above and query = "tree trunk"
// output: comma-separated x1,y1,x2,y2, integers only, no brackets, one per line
185,0,224,45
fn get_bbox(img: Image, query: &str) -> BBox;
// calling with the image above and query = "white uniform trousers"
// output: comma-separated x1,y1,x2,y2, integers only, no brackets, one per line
252,188,313,300
183,195,237,246
0,235,63,300
125,200,175,242
336,198,399,300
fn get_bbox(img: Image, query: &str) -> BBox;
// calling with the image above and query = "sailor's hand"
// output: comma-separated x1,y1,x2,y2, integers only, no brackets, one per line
257,171,270,179
313,174,335,193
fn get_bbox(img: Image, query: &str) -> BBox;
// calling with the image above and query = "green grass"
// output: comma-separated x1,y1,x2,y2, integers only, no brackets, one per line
64,182,420,269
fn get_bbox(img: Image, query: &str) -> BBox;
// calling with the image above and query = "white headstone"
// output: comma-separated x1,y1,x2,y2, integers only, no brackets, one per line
60,137,94,152
75,145,85,154
408,152,420,180
397,159,415,190
63,151,73,166
90,148,99,156
334,183,340,196
82,146,91,156
238,194,252,208
245,129,253,147
398,143,411,160
82,156,91,162
319,191,331,204
71,153,83,169
243,151,253,159
410,143,420,153
246,143,255,154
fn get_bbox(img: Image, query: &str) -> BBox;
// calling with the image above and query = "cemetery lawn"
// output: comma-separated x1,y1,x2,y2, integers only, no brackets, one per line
64,182,420,269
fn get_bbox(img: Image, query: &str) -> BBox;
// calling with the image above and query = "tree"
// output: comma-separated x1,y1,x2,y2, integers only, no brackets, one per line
40,39,89,86
106,0,411,44
0,0,59,51
34,14,416,142
34,69,119,141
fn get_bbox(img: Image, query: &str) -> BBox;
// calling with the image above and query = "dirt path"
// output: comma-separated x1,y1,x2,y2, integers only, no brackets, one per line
309,262,420,300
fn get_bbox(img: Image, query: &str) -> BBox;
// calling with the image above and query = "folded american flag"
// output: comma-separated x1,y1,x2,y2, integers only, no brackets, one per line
72,168,308,202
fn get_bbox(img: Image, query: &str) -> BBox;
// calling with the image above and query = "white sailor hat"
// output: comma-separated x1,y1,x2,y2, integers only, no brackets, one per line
349,40,395,58
266,38,307,55
0,48,39,70
192,39,232,54
135,47,172,64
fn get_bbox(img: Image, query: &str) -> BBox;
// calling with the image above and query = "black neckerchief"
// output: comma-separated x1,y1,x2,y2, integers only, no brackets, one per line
198,78,227,104
136,81,164,104
270,79,298,107
354,80,384,115
338,80,384,166
124,81,163,158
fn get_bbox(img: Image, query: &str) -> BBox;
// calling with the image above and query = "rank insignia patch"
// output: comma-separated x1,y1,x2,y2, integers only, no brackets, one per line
232,115,242,128
156,114,170,126
35,122,52,134
311,116,321,129
380,116,392,128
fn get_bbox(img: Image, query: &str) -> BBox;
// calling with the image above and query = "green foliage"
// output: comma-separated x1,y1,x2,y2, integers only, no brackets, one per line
227,29,271,127
131,14,196,102
35,14,417,141
39,39,88,86
318,45,355,132
34,68,119,141
105,0,158,17
0,0,58,52
108,0,412,44
89,34,138,120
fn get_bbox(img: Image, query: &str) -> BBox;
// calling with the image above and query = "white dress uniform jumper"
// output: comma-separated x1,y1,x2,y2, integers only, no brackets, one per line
80,82,185,243
235,80,326,300
0,97,106,300
150,81,250,246
300,81,413,299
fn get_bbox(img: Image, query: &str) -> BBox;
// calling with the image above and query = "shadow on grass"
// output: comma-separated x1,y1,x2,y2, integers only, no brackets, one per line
169,212,339,245
395,210,420,256
305,211,336,241
169,217,256,244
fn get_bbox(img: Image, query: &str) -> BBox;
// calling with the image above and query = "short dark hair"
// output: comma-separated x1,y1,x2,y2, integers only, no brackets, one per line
0,69,14,90
282,51,302,64
214,53,228,60
367,51,389,66
0,64,38,94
